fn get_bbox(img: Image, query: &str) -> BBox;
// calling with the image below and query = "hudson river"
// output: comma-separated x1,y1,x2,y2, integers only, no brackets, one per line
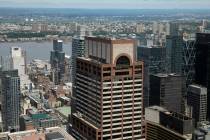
0,41,72,63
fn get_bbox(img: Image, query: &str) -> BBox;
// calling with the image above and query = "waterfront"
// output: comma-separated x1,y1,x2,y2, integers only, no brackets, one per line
0,41,72,63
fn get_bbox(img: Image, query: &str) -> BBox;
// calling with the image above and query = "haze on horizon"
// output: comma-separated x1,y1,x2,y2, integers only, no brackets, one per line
0,0,210,9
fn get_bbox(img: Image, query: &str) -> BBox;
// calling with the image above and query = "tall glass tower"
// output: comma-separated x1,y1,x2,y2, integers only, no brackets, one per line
50,40,65,85
0,69,20,132
195,33,210,119
166,22,183,74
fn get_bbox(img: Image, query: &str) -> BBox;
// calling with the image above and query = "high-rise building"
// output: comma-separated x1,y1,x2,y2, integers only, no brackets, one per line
72,37,143,140
40,23,48,32
71,36,85,84
0,69,20,132
137,46,166,109
0,56,11,71
187,84,207,126
50,40,65,85
77,25,86,36
71,36,85,114
145,106,193,140
10,47,30,88
149,73,186,113
10,47,26,75
32,23,40,32
153,21,159,34
136,23,145,33
169,22,180,36
165,22,170,36
63,55,71,83
202,20,208,29
166,22,183,74
158,23,165,35
195,33,210,119
182,38,196,88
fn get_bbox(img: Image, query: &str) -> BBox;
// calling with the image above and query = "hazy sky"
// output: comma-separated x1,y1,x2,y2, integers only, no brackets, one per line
0,0,210,9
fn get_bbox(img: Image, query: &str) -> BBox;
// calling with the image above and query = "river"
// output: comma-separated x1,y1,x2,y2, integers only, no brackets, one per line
0,41,72,63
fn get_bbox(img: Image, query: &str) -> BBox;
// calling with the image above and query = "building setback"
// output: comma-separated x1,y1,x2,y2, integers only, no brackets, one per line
71,37,143,140
137,46,166,109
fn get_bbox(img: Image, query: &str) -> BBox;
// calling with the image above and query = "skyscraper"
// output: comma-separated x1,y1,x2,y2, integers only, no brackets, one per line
187,84,207,126
10,47,26,75
194,33,210,119
166,22,183,74
50,40,65,85
152,21,159,34
182,38,196,88
0,69,20,132
10,47,29,88
137,46,166,109
0,56,11,71
72,37,143,140
71,36,85,114
71,36,85,84
149,73,186,113
169,22,180,36
40,23,48,32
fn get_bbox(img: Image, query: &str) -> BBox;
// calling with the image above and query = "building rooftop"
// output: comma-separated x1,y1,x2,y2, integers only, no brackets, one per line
45,132,64,140
5,127,75,140
73,36,85,40
55,106,71,119
59,96,70,102
153,73,181,78
188,84,207,95
190,84,205,89
57,40,63,43
78,57,104,65
148,106,192,120
147,106,168,113
85,36,134,44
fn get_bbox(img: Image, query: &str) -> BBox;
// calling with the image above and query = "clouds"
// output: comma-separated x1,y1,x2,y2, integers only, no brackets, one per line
0,0,210,9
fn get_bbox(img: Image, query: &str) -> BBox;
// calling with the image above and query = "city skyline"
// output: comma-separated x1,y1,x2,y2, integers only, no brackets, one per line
0,0,210,139
0,0,210,9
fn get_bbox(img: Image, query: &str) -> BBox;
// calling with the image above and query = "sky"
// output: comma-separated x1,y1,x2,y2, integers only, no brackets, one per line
0,0,210,9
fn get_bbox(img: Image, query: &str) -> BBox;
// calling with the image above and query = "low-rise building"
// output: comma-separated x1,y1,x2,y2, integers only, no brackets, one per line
19,109,61,131
0,127,75,140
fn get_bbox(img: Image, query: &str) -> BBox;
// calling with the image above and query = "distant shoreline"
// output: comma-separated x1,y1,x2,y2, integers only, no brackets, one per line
1,8,210,17
0,39,72,44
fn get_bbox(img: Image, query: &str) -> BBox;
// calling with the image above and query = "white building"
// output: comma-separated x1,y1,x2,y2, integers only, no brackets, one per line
10,47,31,88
